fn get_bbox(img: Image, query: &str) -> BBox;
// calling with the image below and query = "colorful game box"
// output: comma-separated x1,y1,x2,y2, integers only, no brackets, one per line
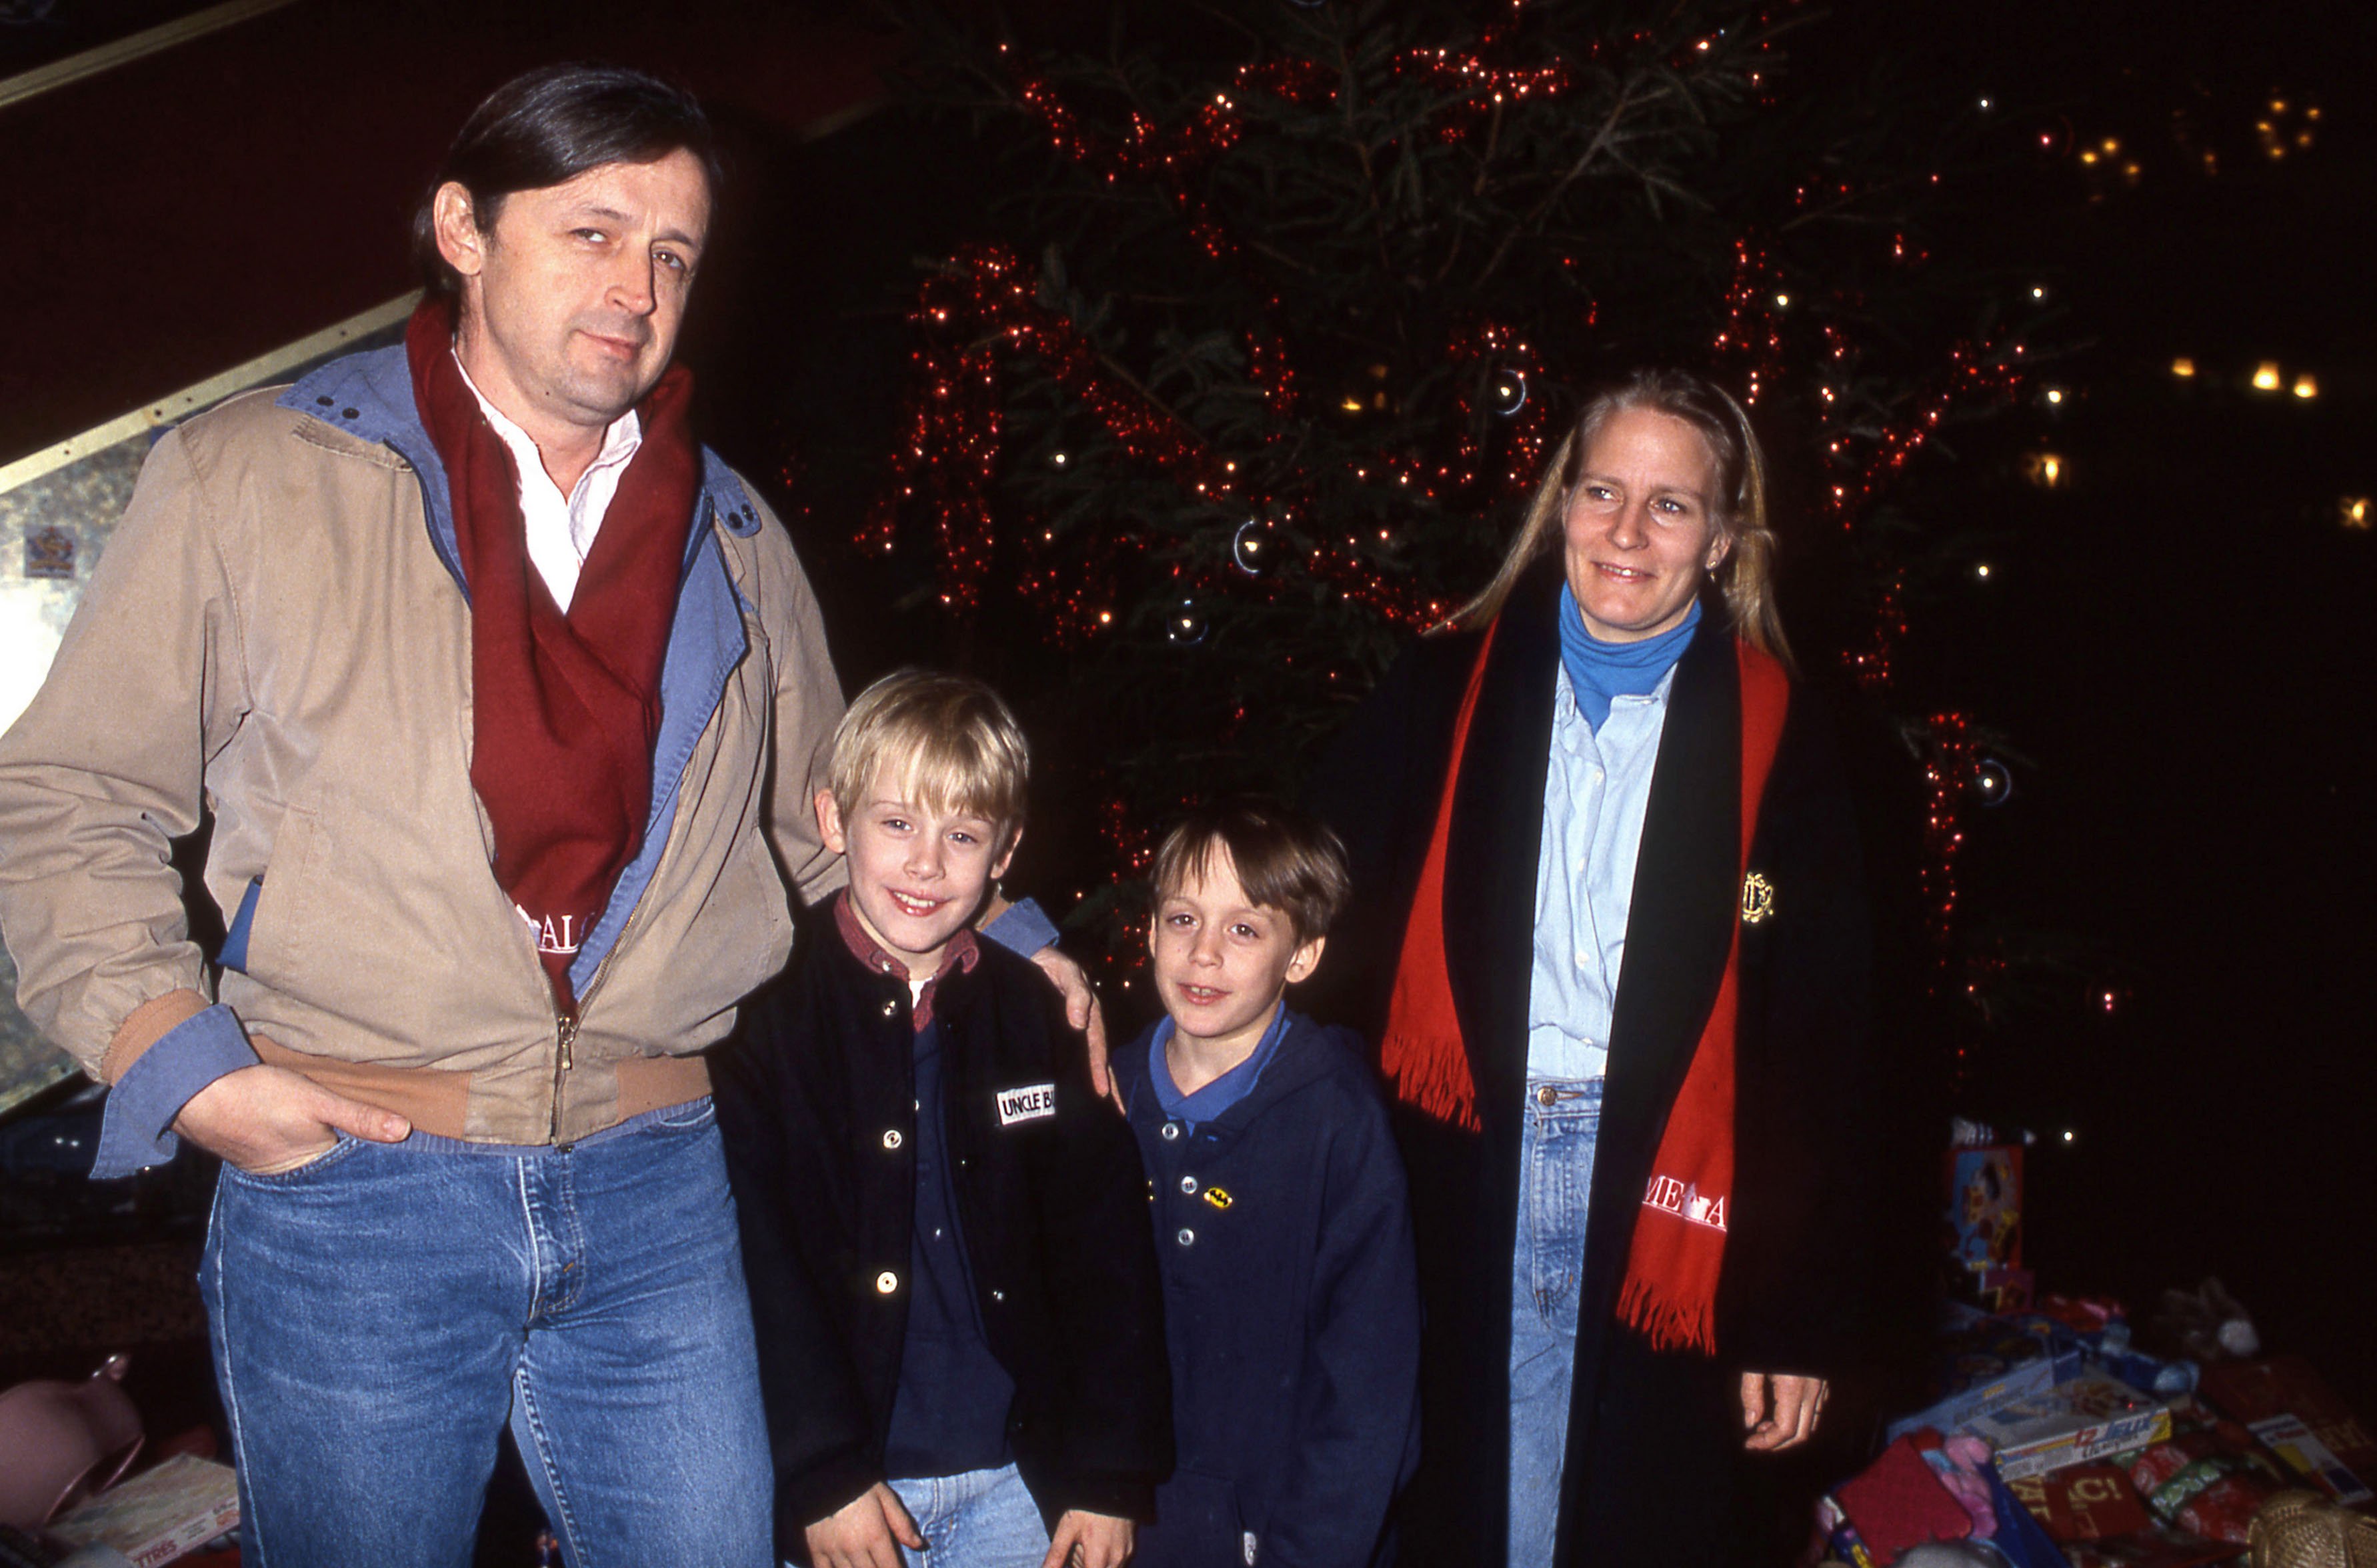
1974,1375,2177,1482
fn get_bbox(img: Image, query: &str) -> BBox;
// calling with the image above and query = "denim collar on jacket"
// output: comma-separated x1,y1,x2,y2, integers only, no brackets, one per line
276,341,765,993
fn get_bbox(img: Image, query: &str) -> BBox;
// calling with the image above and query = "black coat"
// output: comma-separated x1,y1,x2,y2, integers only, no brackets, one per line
713,927,1173,1557
1113,1011,1423,1568
1306,568,1877,1566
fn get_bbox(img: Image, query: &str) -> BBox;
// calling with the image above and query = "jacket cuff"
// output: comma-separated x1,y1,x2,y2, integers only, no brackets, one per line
91,1005,257,1179
775,1456,885,1561
982,896,1059,957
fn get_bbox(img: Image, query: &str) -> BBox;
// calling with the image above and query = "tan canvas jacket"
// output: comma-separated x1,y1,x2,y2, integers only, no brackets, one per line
0,367,845,1145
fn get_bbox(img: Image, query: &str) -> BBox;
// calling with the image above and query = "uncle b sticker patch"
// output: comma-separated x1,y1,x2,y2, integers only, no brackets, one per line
996,1083,1057,1126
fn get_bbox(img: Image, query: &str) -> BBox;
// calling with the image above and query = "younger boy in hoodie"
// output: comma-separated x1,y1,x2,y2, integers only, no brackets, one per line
1112,799,1420,1568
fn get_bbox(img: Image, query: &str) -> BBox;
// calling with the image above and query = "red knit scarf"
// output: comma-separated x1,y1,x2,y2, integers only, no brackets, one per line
1379,623,1790,1355
406,299,700,1013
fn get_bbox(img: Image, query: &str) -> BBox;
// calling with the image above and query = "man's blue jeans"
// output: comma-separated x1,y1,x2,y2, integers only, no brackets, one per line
1507,1077,1603,1568
887,1462,1051,1568
200,1097,771,1568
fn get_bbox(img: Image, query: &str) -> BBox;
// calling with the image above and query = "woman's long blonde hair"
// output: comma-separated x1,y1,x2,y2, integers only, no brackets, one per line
1452,367,1791,666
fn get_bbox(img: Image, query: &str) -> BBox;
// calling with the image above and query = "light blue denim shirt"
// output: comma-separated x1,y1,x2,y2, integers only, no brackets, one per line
1523,659,1676,1083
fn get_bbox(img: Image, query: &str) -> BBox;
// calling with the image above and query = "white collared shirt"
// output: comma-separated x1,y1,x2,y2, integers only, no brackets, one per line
1524,658,1678,1082
454,353,641,613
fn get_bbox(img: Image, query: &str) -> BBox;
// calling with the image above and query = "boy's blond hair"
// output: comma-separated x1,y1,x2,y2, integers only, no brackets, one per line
825,670,1029,842
1151,799,1351,945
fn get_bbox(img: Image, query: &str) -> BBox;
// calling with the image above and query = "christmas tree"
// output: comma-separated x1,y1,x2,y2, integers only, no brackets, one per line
856,0,2048,981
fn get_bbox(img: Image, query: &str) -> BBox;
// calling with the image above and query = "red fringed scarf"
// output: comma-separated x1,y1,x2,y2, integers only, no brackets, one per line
406,299,700,1014
1380,624,1790,1355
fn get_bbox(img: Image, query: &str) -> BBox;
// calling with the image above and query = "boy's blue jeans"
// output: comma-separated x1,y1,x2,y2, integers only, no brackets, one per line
1507,1077,1604,1568
200,1097,772,1568
887,1462,1051,1568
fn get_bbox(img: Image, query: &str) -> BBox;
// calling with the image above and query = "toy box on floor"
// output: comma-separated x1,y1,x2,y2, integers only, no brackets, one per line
37,1454,236,1567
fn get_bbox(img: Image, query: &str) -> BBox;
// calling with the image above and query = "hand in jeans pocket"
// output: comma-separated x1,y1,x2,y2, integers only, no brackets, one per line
175,1053,411,1173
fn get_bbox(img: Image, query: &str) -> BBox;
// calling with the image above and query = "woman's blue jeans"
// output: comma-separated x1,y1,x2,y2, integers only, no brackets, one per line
1507,1077,1603,1568
200,1098,772,1568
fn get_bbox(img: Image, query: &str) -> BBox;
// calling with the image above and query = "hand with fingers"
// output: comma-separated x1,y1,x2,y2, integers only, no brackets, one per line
805,1482,926,1568
1740,1371,1828,1452
173,1058,411,1174
1040,1509,1133,1568
1027,945,1119,1110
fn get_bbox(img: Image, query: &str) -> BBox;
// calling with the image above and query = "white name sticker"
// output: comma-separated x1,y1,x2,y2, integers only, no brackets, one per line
996,1083,1057,1126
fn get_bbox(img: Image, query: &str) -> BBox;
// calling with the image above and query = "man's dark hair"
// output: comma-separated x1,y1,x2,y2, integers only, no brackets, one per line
410,63,723,297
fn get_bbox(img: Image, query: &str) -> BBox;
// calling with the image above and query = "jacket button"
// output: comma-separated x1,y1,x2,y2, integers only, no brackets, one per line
315,395,333,407
875,1271,899,1295
1179,1175,1198,1195
1536,1084,1558,1107
1160,1123,1181,1142
882,1129,903,1150
341,407,359,420
881,1000,900,1017
1175,1227,1196,1247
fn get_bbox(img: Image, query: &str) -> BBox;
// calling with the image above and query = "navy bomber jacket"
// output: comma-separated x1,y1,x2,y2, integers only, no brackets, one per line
713,923,1173,1559
1115,1009,1422,1568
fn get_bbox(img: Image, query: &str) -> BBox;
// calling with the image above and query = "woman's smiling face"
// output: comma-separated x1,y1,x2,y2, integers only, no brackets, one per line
1560,405,1732,643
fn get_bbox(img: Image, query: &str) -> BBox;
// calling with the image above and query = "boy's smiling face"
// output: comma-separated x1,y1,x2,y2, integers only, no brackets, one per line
1151,845,1324,1058
817,767,1016,975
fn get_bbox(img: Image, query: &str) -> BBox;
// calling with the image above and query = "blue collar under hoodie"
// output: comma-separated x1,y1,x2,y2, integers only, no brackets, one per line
1150,1002,1292,1130
1557,585,1702,728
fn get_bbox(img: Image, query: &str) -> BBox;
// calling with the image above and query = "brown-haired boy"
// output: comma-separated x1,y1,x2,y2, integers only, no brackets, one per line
1111,799,1421,1568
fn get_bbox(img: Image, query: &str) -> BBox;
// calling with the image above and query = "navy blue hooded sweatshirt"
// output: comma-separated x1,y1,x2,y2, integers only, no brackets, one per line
1115,1009,1422,1568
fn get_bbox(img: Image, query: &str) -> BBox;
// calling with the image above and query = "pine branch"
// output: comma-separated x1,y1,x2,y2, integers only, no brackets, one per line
1474,74,1670,287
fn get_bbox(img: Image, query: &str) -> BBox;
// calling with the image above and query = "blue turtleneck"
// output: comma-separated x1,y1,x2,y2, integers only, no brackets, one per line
1556,585,1702,729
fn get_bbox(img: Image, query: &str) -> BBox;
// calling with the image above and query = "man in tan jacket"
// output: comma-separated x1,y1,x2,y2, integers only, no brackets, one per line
0,65,1076,1567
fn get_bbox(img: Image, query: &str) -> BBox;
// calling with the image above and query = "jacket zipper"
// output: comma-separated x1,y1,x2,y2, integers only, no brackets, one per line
546,900,645,1143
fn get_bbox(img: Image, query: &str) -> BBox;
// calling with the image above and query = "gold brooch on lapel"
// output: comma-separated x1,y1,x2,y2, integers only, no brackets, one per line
1740,872,1776,925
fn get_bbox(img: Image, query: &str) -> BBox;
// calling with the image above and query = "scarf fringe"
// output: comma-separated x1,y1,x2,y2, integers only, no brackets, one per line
1616,1273,1718,1357
1381,1026,1482,1131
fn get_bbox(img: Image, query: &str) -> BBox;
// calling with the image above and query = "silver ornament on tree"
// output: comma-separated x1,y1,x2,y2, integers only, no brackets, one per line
1231,518,1273,575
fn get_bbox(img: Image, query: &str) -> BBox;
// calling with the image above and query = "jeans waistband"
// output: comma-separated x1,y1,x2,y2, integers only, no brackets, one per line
379,1096,713,1157
1522,1075,1604,1122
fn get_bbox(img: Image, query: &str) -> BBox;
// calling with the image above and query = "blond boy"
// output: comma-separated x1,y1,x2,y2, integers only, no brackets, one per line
715,671,1170,1568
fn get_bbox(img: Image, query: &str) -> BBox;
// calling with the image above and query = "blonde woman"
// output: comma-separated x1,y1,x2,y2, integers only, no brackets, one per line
1309,368,1876,1565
